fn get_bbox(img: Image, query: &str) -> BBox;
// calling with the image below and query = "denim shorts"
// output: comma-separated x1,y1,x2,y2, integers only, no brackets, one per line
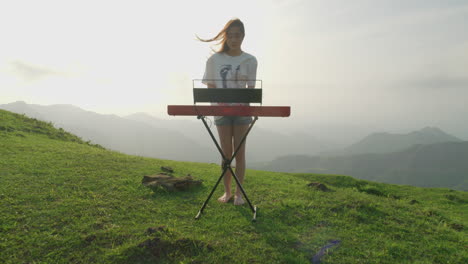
214,116,253,126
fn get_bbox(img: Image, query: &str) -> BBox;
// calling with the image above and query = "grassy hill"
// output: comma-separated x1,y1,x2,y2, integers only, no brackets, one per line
0,109,467,264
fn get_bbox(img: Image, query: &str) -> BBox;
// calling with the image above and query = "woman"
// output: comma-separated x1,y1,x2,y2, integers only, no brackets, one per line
199,18,258,205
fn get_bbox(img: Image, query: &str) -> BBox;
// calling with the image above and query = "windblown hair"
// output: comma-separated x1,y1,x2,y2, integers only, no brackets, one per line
197,18,245,53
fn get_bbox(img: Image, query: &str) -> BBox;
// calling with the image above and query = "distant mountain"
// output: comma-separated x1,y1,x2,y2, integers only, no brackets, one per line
125,112,340,162
1,102,339,163
124,112,210,146
0,101,217,163
342,127,462,155
252,141,468,191
0,101,45,120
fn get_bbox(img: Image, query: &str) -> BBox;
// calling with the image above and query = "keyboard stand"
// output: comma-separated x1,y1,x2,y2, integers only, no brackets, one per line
195,115,258,221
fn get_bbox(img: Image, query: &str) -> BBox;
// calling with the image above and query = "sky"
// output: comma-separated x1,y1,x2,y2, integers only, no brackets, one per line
1,0,467,142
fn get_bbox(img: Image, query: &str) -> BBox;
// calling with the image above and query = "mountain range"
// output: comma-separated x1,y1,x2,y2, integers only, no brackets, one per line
251,141,468,191
0,101,216,163
1,101,466,190
0,101,336,163
341,127,462,155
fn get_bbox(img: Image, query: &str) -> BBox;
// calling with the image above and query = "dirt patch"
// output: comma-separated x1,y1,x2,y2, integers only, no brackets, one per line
138,234,213,259
116,227,213,263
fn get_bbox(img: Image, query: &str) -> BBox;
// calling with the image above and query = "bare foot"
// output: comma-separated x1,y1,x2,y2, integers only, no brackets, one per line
234,195,245,205
217,193,232,203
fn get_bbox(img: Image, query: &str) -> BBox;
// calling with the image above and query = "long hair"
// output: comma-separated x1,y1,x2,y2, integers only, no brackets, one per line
197,18,245,53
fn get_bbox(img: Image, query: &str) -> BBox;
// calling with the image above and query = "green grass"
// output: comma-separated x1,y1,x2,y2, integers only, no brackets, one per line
1,109,467,263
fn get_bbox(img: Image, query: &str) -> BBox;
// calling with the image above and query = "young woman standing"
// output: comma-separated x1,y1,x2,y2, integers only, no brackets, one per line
199,18,258,205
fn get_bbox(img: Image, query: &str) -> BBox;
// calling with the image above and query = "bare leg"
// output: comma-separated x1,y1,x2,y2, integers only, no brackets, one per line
216,125,234,203
232,124,249,205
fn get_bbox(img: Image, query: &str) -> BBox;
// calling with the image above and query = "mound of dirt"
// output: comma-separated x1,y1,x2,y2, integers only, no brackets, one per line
138,226,213,259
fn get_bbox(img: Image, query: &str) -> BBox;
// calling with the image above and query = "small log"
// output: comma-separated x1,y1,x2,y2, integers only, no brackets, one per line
142,174,173,184
142,173,202,191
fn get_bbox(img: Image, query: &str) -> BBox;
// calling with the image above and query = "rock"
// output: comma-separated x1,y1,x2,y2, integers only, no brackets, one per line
161,166,174,173
142,174,202,191
307,182,331,192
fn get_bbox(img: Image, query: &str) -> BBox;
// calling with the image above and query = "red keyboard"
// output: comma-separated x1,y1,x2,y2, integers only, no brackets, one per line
168,105,290,117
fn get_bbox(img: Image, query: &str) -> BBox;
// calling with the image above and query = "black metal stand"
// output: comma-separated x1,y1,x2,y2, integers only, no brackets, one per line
195,115,258,221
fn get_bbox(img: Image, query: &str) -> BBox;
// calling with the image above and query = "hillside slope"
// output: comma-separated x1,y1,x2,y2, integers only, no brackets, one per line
1,109,466,264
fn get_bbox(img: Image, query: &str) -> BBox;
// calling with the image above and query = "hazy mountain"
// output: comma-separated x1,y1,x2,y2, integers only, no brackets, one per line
125,112,209,145
4,101,466,190
341,127,462,155
252,141,468,191
0,101,217,163
0,101,46,120
2,102,338,163
125,112,340,162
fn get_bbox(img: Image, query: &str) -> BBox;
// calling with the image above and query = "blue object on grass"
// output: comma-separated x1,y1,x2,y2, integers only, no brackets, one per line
311,240,341,264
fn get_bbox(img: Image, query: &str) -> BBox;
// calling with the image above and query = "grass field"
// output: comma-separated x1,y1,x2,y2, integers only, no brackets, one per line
1,109,467,263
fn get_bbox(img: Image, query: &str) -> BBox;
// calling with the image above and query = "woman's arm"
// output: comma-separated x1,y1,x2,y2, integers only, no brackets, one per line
208,84,216,88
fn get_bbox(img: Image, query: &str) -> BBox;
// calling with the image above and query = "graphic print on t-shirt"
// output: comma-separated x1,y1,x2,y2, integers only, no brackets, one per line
220,64,241,88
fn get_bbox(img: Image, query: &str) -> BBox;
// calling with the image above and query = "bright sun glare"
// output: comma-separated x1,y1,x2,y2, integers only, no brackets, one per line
0,0,266,115
1,0,468,138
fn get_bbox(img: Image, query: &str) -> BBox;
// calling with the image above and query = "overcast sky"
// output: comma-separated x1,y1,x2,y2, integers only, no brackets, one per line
1,0,467,141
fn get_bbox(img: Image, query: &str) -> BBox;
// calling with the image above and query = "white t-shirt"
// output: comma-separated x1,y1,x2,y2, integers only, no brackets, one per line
202,52,258,120
202,51,258,91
